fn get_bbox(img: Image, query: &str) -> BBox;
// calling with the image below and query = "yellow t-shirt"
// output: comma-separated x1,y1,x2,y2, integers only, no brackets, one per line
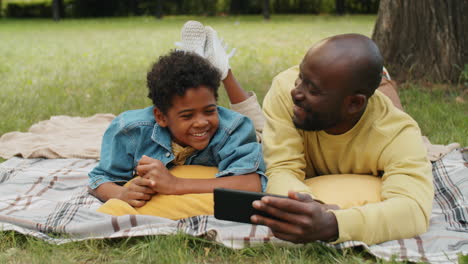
262,66,434,245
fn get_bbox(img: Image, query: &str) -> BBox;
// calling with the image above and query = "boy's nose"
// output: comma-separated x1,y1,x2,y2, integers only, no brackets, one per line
193,117,209,127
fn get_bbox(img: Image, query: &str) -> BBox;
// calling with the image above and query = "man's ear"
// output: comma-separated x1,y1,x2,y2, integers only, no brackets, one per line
345,94,366,115
153,107,168,127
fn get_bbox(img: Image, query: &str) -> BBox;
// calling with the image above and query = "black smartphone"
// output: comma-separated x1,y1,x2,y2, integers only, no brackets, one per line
213,188,289,224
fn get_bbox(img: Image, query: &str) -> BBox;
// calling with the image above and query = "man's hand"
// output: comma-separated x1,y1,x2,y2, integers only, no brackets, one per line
119,177,155,207
136,155,180,194
251,191,339,243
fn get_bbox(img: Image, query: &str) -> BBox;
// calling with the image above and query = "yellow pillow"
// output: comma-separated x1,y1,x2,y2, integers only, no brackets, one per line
97,165,218,219
305,174,382,209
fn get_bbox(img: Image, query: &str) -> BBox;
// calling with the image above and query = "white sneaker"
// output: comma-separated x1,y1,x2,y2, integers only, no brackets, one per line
204,26,236,80
178,20,206,57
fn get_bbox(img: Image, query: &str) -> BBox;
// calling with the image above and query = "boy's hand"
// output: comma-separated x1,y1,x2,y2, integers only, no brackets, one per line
136,155,180,195
119,177,156,207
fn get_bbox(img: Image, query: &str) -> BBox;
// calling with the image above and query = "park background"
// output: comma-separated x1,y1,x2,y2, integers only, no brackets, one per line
0,0,467,263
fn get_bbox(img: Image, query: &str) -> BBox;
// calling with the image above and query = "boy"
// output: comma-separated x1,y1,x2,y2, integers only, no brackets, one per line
88,50,266,209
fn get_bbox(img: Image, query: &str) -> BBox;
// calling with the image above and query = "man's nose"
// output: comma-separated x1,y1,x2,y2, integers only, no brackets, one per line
291,86,305,101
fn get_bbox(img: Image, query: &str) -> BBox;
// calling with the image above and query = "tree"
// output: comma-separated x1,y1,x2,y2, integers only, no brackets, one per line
263,0,270,20
372,0,468,83
52,0,64,21
335,0,345,15
155,0,163,19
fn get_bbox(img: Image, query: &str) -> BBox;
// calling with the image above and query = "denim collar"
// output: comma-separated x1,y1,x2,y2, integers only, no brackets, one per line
151,123,172,153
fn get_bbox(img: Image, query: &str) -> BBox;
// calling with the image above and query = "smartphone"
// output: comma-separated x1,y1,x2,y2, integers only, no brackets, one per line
213,188,289,224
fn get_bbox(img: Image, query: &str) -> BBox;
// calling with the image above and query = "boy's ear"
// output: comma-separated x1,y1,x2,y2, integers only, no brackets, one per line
345,94,366,115
153,107,168,127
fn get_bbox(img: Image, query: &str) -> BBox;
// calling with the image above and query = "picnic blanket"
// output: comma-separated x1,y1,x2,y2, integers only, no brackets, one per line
0,148,467,263
0,114,115,160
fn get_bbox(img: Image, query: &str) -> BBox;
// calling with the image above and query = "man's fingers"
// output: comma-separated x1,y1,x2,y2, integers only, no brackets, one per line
259,195,319,216
251,214,301,235
288,191,314,202
270,231,305,244
253,200,300,223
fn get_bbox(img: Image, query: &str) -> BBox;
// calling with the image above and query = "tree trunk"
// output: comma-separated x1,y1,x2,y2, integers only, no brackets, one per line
335,0,345,15
372,0,468,83
52,0,63,21
155,0,163,19
263,0,270,19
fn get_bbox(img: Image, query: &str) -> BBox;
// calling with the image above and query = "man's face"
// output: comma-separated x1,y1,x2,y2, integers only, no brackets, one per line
290,53,348,132
154,86,219,150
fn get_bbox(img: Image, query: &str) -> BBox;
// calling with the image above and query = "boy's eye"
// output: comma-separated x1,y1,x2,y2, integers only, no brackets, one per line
180,114,192,119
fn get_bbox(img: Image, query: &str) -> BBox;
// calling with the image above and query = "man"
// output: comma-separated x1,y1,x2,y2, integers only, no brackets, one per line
251,34,434,245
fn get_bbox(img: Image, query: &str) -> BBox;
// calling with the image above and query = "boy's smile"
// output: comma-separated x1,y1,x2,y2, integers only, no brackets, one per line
153,85,219,150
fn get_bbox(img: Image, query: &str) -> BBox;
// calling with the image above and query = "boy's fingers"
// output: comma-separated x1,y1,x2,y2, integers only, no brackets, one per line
138,155,162,166
127,190,152,201
128,199,146,208
132,177,156,189
135,164,154,176
129,184,155,195
136,162,165,177
137,155,152,165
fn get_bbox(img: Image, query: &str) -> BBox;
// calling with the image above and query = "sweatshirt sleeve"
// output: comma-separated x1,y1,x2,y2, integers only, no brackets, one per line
262,67,315,197
331,125,434,244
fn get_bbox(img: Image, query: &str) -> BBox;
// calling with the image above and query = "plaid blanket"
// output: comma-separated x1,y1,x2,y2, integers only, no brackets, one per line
0,149,467,263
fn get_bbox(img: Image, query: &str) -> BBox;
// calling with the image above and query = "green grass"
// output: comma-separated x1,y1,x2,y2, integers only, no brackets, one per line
0,15,466,263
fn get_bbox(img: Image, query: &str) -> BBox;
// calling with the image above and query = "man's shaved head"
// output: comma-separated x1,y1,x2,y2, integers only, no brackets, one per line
305,34,383,97
292,34,384,134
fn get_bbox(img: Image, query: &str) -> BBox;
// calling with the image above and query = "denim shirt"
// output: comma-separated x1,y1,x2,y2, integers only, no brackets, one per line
88,106,267,191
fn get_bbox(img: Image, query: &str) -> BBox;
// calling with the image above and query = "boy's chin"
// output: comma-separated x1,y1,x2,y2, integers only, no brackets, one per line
189,140,211,150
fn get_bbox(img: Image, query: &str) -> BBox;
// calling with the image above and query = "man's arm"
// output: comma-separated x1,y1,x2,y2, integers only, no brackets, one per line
262,67,315,197
332,125,433,244
254,123,433,245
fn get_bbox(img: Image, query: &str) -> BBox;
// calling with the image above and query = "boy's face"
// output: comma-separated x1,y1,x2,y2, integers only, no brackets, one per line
153,85,219,150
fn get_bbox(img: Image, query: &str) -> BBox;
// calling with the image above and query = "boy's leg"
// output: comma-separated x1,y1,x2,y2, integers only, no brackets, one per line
223,70,249,104
377,67,404,111
179,21,251,104
178,21,265,140
377,78,404,111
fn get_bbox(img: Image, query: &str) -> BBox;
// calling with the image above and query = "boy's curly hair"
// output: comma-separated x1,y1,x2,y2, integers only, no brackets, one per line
147,50,221,114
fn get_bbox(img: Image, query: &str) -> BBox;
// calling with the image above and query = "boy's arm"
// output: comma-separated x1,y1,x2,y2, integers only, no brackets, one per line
136,156,261,194
90,178,155,207
136,114,265,194
88,115,156,206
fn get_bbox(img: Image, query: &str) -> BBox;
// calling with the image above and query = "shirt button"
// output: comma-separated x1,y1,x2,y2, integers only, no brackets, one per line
165,152,170,157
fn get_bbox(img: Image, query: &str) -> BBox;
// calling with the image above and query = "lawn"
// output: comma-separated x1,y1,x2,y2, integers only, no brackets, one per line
0,15,466,263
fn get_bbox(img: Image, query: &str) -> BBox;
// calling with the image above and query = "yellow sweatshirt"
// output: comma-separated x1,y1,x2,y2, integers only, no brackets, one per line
262,66,434,245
